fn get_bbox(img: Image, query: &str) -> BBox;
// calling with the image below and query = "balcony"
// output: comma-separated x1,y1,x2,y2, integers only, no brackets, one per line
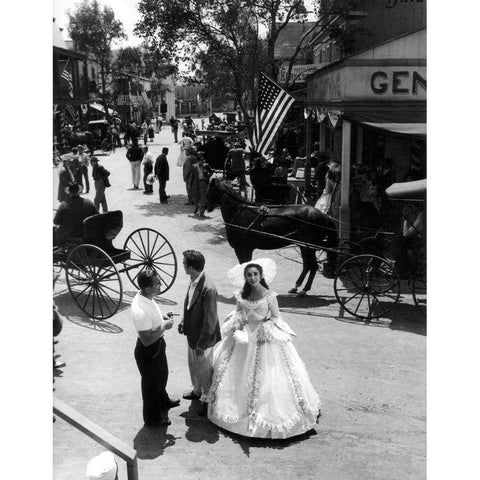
277,63,330,85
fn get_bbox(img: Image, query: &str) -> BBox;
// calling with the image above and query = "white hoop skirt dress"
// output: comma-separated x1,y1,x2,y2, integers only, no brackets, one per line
207,291,321,439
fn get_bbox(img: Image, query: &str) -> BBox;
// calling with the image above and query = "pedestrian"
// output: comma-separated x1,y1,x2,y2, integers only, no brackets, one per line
141,120,148,146
228,143,248,198
131,270,180,427
126,138,144,189
189,152,213,218
148,121,155,143
182,146,197,205
154,147,170,204
178,250,220,416
53,183,98,248
207,258,320,438
315,159,340,214
90,156,110,213
77,144,90,194
177,134,193,167
141,146,154,194
170,116,179,143
68,147,82,187
57,156,76,203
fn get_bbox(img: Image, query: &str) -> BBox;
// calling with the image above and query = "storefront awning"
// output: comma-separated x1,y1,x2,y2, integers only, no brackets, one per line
360,122,426,136
89,102,117,116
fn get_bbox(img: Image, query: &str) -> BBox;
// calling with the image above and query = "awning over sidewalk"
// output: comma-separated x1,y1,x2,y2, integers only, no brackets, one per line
359,122,426,136
89,102,117,116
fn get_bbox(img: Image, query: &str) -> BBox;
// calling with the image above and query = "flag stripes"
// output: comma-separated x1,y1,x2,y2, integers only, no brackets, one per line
66,104,78,124
253,73,295,157
61,61,74,98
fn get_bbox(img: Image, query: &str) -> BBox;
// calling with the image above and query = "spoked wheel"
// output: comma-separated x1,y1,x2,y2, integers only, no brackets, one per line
412,266,426,317
101,138,113,155
65,244,123,320
123,228,177,293
334,254,400,320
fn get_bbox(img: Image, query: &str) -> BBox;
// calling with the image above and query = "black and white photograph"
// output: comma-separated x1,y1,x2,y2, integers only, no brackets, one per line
7,0,477,478
48,1,429,479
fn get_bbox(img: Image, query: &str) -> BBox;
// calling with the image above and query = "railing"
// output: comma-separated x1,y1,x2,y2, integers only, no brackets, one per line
53,397,139,480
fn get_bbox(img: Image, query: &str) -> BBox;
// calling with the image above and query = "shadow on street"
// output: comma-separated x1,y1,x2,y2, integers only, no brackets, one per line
53,290,125,333
133,195,194,218
219,427,317,457
133,425,179,459
179,403,220,444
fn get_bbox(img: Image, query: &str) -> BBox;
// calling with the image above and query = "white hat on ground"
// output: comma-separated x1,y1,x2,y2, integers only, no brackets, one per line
86,451,118,480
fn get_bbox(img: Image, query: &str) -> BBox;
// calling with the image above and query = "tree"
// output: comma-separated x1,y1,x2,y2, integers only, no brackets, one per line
68,0,126,121
134,0,330,142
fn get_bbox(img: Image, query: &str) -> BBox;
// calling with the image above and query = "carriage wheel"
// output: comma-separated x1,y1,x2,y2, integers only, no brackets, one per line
101,138,113,155
334,254,400,320
123,228,177,293
65,244,123,320
412,266,426,317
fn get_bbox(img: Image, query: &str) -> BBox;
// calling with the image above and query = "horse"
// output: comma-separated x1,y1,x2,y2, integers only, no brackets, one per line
63,128,96,154
206,177,339,293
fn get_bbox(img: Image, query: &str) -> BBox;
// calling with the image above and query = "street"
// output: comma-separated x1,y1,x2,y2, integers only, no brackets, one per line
53,124,426,480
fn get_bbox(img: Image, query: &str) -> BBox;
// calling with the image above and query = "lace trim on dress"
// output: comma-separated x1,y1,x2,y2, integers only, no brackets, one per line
206,339,236,405
246,342,263,416
210,408,320,433
234,290,274,306
279,343,321,416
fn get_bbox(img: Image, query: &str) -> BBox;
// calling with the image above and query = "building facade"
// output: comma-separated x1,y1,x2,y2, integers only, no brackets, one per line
305,0,426,239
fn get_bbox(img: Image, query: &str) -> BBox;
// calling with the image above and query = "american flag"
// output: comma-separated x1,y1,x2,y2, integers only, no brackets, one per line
252,73,295,157
61,61,74,98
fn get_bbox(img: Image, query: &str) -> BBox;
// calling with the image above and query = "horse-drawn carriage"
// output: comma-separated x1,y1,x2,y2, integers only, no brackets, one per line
206,176,426,321
53,210,177,320
85,120,117,155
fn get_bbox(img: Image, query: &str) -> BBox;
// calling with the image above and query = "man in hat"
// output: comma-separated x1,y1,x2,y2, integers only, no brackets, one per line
57,156,76,203
228,143,248,199
90,156,110,213
86,451,118,480
154,147,170,203
313,152,330,199
53,183,98,248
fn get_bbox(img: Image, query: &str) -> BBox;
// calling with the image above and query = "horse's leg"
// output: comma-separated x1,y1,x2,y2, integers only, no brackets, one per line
289,248,309,293
301,248,318,294
323,228,339,278
234,247,253,263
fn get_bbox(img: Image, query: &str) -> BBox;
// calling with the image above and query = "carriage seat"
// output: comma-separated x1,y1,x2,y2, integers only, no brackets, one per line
82,211,130,263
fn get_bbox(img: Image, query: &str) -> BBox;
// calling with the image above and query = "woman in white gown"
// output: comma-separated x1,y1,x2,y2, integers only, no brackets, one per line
207,259,321,439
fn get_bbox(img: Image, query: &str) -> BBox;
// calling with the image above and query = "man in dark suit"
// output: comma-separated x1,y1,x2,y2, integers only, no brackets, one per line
178,250,221,415
154,147,170,203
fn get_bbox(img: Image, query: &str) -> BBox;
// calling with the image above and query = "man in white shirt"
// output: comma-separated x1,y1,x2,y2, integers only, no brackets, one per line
131,270,180,427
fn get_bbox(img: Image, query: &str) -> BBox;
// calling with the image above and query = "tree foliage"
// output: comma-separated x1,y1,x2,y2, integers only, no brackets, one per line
68,0,126,118
134,0,325,140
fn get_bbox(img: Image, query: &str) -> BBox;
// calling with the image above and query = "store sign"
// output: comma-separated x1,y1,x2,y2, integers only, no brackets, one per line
307,64,426,102
370,70,426,95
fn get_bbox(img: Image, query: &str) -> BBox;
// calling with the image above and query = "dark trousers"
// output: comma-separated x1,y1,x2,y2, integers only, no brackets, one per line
159,180,168,202
143,164,153,192
134,337,170,425
81,166,90,192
